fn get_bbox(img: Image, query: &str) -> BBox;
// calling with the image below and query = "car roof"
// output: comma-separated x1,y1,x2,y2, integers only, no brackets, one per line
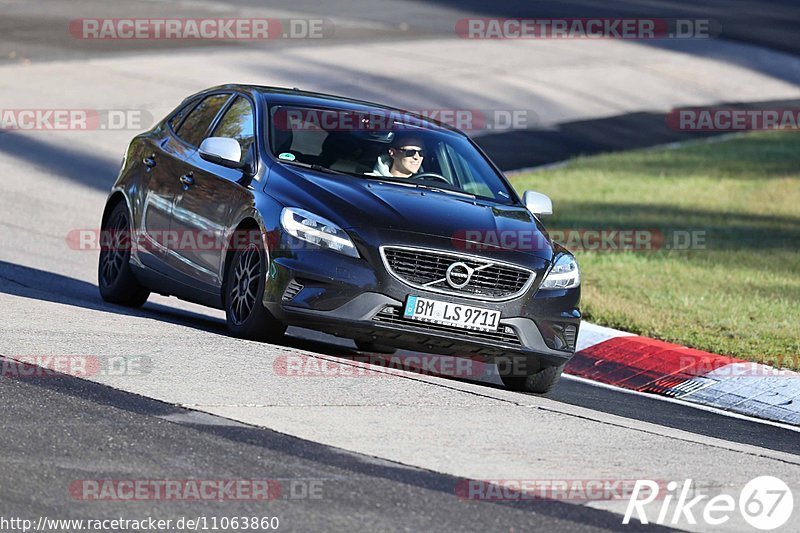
190,84,466,136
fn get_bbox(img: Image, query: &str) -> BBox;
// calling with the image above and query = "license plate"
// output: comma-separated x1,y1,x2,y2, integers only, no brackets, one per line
403,296,500,332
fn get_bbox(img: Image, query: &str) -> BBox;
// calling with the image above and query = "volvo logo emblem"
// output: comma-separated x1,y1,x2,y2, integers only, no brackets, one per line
446,262,473,289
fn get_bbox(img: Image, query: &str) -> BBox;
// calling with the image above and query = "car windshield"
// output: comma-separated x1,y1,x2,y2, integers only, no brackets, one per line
268,105,516,203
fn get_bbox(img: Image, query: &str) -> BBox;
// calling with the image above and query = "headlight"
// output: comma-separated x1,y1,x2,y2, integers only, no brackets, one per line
540,254,580,290
280,207,359,258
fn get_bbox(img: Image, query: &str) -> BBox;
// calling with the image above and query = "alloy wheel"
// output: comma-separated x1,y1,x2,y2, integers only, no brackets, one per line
100,211,129,287
229,243,260,325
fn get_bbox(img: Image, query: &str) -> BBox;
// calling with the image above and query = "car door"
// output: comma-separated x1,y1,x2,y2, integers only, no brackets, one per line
139,98,199,269
144,93,230,287
168,94,258,290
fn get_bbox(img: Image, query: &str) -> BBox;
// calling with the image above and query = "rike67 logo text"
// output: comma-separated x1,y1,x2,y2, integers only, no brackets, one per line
624,477,793,530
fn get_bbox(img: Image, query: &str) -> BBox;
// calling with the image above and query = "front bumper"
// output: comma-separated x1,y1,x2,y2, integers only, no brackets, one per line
263,230,580,369
266,291,578,368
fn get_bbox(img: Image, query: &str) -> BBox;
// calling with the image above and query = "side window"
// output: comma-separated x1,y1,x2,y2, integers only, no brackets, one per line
167,98,199,132
212,96,255,161
176,94,230,147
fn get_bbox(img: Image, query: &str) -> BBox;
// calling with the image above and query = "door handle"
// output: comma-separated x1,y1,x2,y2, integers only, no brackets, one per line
142,155,156,168
179,173,195,189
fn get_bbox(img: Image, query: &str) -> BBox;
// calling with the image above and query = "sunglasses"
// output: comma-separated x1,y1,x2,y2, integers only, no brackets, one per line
394,147,425,157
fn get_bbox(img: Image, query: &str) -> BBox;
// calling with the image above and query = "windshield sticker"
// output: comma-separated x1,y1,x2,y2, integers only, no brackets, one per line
278,152,296,161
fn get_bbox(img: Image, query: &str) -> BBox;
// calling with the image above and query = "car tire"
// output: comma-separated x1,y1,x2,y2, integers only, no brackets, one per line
98,202,150,307
500,362,565,394
224,232,286,343
354,340,397,354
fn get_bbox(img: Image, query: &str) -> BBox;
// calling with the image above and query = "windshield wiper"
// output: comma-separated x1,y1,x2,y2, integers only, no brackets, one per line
282,160,354,176
416,183,476,198
370,177,476,198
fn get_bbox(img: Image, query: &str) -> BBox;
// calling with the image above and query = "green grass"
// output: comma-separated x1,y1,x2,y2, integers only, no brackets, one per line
509,131,800,370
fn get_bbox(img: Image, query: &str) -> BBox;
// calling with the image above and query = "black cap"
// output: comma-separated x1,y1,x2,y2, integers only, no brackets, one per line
391,134,424,149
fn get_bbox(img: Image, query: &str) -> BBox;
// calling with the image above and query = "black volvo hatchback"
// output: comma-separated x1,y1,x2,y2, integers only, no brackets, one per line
98,85,581,393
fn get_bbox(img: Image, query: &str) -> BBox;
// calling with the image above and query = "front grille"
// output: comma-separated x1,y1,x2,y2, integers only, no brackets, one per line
381,246,533,300
372,306,521,346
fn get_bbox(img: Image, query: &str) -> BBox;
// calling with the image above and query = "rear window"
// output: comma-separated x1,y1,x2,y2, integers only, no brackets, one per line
167,98,199,132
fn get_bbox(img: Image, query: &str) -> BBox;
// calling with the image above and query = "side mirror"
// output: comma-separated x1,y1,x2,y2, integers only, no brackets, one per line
199,137,248,171
523,190,553,216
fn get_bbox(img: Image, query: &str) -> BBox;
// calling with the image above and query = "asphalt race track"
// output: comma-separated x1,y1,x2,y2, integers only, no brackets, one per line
1,1,799,532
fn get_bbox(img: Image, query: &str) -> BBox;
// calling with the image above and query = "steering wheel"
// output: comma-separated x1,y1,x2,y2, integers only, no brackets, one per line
413,172,449,184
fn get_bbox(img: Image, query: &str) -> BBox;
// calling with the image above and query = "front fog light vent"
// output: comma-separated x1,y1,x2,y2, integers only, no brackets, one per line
563,325,577,350
542,323,578,352
282,280,304,301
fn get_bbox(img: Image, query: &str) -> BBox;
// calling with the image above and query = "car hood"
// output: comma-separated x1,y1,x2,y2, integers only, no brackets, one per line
266,164,554,259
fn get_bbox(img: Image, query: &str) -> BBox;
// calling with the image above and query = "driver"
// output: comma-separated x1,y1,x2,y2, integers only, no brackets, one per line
371,135,425,178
